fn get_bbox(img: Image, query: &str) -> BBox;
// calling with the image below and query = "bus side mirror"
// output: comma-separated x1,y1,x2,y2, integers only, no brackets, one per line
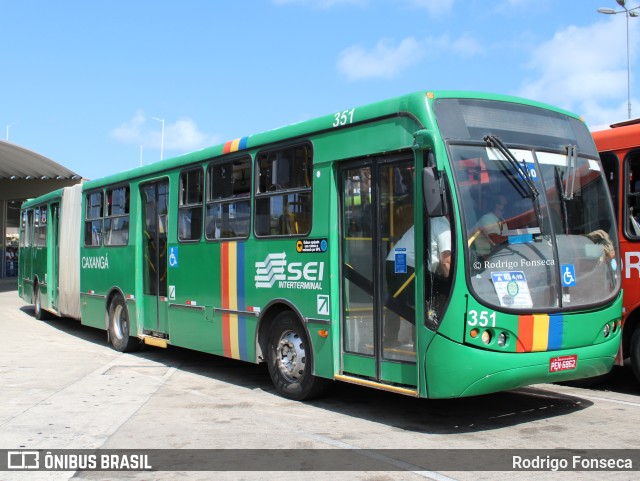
423,166,444,217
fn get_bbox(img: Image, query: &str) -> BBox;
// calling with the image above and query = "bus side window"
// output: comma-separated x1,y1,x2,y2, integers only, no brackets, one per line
33,206,47,247
84,191,103,247
178,168,204,242
626,155,640,238
206,157,251,240
104,186,130,246
255,144,312,237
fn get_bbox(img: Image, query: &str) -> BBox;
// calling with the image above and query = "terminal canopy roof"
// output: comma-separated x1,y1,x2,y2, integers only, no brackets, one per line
0,140,80,180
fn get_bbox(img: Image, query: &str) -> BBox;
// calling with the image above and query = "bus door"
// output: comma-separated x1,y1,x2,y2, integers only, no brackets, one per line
341,155,418,388
50,203,60,311
21,209,35,300
140,180,170,337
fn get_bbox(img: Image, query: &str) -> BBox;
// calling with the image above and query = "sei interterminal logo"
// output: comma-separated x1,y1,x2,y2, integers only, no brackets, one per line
8,451,39,469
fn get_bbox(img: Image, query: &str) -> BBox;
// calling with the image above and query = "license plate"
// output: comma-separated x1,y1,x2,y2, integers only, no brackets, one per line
549,354,578,373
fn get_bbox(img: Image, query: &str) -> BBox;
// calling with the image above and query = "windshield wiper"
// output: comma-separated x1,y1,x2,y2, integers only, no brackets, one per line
554,166,569,233
484,135,539,199
564,144,577,200
484,134,543,231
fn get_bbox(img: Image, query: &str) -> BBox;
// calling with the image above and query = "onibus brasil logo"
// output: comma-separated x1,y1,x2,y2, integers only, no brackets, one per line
255,253,324,290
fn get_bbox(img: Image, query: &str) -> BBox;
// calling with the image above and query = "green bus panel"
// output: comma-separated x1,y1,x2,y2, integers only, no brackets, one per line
424,295,623,398
343,354,376,378
168,305,217,354
380,361,417,386
425,332,620,398
305,321,335,380
80,294,106,330
462,294,623,353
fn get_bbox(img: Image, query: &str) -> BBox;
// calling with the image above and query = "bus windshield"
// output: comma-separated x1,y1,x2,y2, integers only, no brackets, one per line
435,98,620,311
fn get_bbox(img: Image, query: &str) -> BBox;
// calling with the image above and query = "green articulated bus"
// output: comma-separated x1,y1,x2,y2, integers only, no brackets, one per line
19,91,623,400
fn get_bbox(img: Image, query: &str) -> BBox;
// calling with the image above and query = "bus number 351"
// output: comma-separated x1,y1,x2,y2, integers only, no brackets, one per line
467,310,497,327
333,108,355,127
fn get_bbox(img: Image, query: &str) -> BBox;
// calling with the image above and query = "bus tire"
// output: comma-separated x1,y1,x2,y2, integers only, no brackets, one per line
266,311,329,401
33,284,48,320
108,296,139,353
631,327,640,384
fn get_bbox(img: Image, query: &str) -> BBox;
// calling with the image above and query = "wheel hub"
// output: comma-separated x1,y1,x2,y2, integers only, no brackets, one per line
276,330,306,382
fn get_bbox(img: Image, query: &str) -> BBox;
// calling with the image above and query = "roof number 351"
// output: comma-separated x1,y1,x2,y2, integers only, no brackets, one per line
333,108,355,127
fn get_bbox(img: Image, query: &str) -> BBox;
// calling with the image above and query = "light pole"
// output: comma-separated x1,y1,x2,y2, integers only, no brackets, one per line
599,0,640,119
6,121,18,141
152,117,165,160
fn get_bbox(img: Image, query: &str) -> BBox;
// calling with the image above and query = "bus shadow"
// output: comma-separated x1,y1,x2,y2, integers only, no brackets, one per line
563,364,640,397
29,309,597,435
310,382,592,435
20,306,109,345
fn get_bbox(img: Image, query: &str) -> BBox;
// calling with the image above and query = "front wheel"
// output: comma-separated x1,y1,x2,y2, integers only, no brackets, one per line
108,296,139,352
631,327,640,384
266,312,329,400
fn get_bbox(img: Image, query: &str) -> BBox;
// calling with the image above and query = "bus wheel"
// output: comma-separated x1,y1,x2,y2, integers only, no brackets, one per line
631,328,640,384
108,296,139,353
33,284,47,320
266,312,329,401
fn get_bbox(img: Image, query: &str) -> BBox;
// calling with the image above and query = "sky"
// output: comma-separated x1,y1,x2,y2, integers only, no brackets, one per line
2,0,640,180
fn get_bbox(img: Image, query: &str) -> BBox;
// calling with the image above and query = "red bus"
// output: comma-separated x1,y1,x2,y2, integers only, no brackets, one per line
593,119,640,382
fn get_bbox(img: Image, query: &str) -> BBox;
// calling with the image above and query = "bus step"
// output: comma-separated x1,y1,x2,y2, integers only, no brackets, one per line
335,374,418,397
142,336,168,349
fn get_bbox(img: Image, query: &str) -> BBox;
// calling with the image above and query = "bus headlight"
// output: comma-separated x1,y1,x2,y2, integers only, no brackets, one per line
481,330,492,345
603,324,611,337
497,332,508,348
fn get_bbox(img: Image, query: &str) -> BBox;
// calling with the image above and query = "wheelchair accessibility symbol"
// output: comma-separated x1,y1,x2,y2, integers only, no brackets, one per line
169,247,179,268
561,264,576,287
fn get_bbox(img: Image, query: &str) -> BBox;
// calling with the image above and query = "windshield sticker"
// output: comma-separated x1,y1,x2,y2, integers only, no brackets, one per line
491,271,533,308
394,248,407,274
561,264,577,287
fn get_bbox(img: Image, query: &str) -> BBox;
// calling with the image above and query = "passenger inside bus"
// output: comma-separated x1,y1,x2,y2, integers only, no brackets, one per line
384,216,451,347
279,197,298,234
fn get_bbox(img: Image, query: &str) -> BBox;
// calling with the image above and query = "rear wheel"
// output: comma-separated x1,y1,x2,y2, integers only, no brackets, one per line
631,327,640,384
108,296,139,352
266,311,330,400
33,284,47,320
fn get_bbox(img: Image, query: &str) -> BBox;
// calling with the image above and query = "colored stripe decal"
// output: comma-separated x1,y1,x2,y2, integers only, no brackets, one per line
222,136,249,154
220,242,247,361
516,315,534,352
237,243,247,360
531,314,549,352
516,314,563,352
228,242,239,359
548,314,563,350
221,242,231,357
